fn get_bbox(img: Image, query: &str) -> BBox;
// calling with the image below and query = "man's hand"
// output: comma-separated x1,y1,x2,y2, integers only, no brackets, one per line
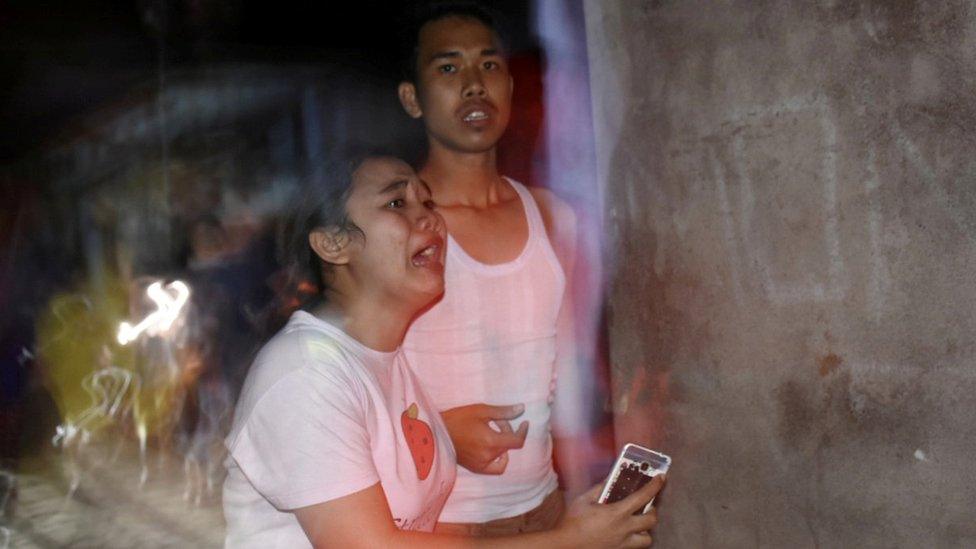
440,403,528,474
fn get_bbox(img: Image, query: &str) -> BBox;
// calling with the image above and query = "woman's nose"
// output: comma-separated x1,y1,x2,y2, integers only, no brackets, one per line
415,207,443,233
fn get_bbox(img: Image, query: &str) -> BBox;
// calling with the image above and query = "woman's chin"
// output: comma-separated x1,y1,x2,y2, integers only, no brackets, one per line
421,281,445,301
414,280,445,304
393,279,442,307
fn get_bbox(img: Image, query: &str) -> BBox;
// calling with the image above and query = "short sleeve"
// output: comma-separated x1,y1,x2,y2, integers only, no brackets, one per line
228,368,379,510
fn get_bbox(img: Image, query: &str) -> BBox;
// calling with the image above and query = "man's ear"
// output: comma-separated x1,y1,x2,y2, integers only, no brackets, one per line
309,227,353,265
398,81,423,119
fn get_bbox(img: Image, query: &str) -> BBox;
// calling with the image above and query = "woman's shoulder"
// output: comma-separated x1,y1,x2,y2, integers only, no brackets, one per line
228,317,369,446
253,315,362,383
239,315,364,404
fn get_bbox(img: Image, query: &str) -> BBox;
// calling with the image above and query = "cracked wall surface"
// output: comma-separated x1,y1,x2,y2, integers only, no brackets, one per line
584,1,976,546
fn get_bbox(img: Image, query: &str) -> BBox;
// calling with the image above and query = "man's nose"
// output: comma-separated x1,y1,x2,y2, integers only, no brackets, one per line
462,69,486,98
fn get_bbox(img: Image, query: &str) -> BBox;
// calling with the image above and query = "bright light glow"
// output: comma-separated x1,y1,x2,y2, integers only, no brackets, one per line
117,280,190,345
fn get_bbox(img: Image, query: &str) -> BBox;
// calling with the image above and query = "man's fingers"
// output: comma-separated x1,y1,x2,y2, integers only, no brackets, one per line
514,420,529,443
494,421,529,449
480,403,525,420
495,419,514,434
620,475,665,515
481,451,509,474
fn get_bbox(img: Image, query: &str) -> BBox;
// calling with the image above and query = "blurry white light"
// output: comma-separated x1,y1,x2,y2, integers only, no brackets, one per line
117,280,190,345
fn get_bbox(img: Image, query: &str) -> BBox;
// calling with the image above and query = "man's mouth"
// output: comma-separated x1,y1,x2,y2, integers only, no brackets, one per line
459,101,493,124
463,110,489,122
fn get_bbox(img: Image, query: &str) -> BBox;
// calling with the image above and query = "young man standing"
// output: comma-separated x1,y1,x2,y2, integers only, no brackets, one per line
398,3,594,536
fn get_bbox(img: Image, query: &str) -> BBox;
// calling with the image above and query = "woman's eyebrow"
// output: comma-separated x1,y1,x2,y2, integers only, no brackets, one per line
379,179,408,194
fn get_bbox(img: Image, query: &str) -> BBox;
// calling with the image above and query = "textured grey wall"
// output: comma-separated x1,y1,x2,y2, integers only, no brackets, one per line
584,1,976,546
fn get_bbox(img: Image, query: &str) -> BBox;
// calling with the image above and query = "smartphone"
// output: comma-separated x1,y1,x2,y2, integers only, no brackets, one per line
598,443,671,514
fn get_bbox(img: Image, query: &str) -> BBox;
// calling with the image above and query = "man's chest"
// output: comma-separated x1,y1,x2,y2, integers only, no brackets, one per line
440,199,528,264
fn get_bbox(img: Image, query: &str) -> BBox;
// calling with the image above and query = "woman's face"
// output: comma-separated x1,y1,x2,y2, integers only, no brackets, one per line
341,157,447,307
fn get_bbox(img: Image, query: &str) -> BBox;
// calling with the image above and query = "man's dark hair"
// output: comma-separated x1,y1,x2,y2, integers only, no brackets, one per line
398,1,508,83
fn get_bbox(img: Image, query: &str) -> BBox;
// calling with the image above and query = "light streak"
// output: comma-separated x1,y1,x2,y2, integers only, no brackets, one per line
117,281,190,345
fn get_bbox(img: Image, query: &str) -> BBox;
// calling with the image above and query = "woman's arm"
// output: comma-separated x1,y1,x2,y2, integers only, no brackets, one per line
295,477,664,549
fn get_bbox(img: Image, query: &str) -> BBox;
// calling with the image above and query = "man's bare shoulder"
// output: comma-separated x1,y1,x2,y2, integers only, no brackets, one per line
527,186,577,235
527,186,578,270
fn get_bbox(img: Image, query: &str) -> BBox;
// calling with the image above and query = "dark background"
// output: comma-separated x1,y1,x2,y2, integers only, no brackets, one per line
0,0,550,468
0,0,537,161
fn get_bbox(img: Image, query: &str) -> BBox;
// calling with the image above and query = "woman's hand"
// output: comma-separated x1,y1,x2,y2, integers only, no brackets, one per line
440,403,528,474
559,476,665,548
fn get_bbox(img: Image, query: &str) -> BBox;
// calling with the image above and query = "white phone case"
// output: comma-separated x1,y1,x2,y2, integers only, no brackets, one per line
598,443,671,514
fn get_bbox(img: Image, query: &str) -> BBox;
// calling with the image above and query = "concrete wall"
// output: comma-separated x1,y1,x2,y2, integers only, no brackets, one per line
583,1,976,546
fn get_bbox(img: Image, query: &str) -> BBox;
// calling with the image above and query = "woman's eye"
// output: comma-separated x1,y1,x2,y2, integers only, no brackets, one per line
483,61,498,70
387,198,405,209
438,64,456,74
423,199,437,210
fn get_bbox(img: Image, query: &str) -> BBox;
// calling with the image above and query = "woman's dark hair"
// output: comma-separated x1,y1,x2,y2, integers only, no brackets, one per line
398,1,508,83
286,147,398,303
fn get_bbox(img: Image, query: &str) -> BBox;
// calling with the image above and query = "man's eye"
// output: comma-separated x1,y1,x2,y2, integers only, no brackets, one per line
483,61,498,70
387,198,405,208
438,64,456,74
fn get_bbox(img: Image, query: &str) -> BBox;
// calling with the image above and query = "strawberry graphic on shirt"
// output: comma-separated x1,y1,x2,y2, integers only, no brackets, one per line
401,403,435,480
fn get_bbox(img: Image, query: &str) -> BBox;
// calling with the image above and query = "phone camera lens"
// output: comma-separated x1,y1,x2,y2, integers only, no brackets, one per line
640,462,649,471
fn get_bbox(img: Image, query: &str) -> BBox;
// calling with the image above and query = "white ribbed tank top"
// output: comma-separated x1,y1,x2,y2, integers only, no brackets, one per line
402,178,566,523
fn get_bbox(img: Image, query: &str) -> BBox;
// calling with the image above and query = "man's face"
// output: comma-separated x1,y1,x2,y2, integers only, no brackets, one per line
400,16,513,154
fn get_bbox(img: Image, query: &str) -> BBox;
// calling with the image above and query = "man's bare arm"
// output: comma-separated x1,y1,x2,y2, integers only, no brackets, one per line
530,187,596,498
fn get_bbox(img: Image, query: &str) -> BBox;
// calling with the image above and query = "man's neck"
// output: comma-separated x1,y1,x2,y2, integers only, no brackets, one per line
420,142,505,208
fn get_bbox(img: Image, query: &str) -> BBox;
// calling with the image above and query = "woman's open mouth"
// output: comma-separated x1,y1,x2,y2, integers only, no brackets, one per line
411,243,442,268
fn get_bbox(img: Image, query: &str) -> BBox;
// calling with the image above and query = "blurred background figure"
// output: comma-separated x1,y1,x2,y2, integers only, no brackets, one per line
2,2,607,547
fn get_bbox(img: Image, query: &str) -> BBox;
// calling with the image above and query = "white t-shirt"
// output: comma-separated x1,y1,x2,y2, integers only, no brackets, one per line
402,179,565,523
223,311,456,548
